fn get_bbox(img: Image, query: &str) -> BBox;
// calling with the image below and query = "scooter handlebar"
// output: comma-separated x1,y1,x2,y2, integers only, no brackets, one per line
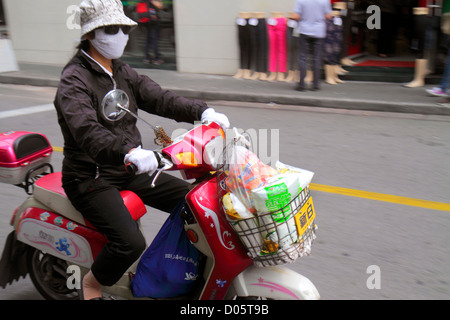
125,151,170,175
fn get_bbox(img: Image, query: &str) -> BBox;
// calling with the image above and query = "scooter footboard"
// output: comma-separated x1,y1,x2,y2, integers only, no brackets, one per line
227,265,320,300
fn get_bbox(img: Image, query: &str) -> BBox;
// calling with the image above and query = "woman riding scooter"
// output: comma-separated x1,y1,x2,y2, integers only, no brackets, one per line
53,0,229,300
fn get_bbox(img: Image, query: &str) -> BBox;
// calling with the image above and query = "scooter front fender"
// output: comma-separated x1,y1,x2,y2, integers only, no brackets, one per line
227,265,320,300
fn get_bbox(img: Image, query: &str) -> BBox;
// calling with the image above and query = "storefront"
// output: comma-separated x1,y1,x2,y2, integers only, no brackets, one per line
323,0,446,84
1,0,447,80
339,0,445,60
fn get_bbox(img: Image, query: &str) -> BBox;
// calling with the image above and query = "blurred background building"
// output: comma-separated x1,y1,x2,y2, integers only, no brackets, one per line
0,0,446,81
1,0,298,75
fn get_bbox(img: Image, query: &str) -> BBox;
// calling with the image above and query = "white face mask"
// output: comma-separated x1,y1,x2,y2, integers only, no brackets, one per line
90,28,129,59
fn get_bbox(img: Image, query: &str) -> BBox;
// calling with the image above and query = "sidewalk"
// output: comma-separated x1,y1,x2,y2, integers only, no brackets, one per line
0,62,449,116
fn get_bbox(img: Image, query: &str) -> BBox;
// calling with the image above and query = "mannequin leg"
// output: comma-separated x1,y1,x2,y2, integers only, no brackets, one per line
404,59,428,87
341,57,356,66
335,65,349,74
250,72,261,80
259,72,268,81
267,72,277,81
233,69,245,79
243,69,253,80
285,70,296,82
277,72,286,81
332,65,345,83
304,70,313,83
325,65,337,85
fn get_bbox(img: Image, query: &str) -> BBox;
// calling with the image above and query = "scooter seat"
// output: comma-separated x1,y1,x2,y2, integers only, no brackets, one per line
33,172,147,228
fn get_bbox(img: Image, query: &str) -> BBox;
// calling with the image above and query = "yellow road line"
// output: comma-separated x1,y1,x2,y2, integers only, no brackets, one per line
310,183,450,212
51,146,450,212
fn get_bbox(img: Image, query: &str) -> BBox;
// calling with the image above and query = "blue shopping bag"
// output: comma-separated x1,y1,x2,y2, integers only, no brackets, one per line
131,202,200,298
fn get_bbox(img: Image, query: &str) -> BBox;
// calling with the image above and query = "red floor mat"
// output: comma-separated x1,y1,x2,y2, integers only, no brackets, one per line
354,60,415,68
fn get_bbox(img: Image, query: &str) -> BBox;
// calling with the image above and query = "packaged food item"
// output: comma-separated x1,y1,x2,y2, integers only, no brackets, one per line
223,192,254,220
275,161,314,190
225,146,277,212
251,174,302,250
222,192,262,257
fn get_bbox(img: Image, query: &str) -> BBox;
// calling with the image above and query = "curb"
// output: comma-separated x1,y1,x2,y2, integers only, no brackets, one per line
1,74,450,116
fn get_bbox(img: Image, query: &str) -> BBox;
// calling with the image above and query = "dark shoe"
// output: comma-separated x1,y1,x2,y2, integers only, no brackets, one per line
295,84,305,91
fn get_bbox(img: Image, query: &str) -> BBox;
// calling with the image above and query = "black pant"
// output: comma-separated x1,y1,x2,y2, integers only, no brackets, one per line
287,24,299,71
145,22,160,60
413,14,430,59
298,34,323,89
62,172,189,286
238,22,252,70
249,19,268,73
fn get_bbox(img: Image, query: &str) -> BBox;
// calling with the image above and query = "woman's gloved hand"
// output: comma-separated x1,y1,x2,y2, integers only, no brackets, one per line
124,146,159,175
201,108,230,129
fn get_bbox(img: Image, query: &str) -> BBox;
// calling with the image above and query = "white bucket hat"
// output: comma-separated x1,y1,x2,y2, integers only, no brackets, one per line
79,0,137,36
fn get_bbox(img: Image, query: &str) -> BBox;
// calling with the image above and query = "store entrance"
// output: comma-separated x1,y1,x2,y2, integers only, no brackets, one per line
341,1,445,83
122,1,176,71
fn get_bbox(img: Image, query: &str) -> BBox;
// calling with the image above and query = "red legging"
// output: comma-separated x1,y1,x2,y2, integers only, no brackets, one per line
267,17,287,73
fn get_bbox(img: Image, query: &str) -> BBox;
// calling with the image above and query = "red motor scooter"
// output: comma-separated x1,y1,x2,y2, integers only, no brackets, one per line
0,89,319,300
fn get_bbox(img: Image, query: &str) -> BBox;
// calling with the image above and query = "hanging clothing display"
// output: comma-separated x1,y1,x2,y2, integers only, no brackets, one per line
287,18,299,72
249,17,269,73
236,17,252,71
323,15,343,65
267,17,288,73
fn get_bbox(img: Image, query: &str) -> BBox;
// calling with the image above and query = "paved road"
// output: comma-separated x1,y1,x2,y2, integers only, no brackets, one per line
0,84,449,300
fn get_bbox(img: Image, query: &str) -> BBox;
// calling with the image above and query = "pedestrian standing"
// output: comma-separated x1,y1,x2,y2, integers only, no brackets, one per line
293,0,332,91
138,0,164,65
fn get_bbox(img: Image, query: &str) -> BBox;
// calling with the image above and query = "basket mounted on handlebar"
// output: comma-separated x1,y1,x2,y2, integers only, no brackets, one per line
217,130,317,267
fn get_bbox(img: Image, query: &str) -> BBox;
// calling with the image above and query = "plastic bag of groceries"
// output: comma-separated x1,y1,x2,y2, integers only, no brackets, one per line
222,144,315,257
224,146,277,213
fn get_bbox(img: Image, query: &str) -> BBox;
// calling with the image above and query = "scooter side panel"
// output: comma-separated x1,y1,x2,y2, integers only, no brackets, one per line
16,207,107,268
185,176,253,300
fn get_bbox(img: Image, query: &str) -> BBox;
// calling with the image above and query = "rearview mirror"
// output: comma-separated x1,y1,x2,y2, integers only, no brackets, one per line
101,89,130,121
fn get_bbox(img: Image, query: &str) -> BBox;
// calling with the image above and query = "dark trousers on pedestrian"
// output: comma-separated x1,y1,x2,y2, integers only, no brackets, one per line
298,34,323,90
62,172,189,286
145,22,161,60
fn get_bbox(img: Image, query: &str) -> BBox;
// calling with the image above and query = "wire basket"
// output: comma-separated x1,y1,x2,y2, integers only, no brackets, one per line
217,130,317,266
228,186,316,267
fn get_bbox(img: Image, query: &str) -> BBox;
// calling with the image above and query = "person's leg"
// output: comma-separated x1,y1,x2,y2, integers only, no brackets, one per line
312,37,323,90
297,34,309,90
153,22,163,63
126,172,190,213
63,177,146,298
144,24,152,61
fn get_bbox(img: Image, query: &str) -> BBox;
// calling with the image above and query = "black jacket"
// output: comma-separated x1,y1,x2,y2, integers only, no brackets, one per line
54,50,208,180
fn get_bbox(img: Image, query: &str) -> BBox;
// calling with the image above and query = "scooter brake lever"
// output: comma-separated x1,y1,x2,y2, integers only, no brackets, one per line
150,155,173,188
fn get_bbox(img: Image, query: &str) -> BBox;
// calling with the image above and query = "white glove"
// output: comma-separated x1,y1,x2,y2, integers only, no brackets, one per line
201,108,230,129
124,146,158,175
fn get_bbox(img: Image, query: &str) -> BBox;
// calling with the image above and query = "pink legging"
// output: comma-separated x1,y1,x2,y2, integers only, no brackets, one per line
267,17,287,73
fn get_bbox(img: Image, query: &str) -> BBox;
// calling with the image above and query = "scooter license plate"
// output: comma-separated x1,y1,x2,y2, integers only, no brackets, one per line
294,197,315,236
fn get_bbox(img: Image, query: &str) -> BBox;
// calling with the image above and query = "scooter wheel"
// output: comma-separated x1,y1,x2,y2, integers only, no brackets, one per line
27,247,80,300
